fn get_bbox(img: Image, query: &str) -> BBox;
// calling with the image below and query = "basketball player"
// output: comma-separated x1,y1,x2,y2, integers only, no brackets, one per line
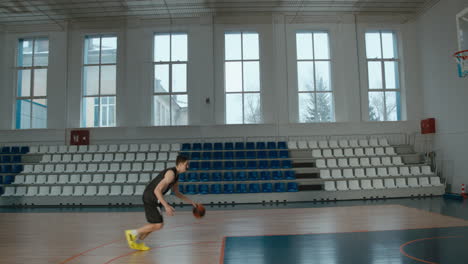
125,155,197,250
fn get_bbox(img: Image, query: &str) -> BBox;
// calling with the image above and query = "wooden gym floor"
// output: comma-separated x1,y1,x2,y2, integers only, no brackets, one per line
0,197,468,264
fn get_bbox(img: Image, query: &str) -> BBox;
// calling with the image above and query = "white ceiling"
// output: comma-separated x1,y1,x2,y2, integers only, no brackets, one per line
0,0,439,24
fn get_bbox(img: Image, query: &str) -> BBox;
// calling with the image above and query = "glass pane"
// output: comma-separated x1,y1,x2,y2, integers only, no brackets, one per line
84,37,101,64
225,33,241,60
171,94,188,125
34,69,47,96
297,61,314,92
385,91,400,121
82,97,98,127
226,93,243,124
314,33,330,60
32,99,47,128
315,92,334,122
16,99,31,129
101,36,117,64
100,96,115,127
365,32,382,59
154,64,169,93
17,69,31,97
154,95,170,126
299,93,315,123
368,61,382,89
172,64,187,92
384,61,399,89
225,62,242,92
244,93,261,124
18,39,33,67
154,34,170,62
296,33,313,60
101,65,116,95
315,61,331,91
243,61,260,92
34,38,49,66
83,66,99,96
368,92,385,121
242,33,259,60
382,32,396,59
171,34,187,62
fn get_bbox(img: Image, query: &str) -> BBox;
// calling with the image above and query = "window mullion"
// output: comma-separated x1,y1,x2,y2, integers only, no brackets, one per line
169,34,173,125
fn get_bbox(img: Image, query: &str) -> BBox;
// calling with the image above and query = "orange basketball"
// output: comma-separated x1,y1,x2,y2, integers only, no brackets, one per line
192,204,206,218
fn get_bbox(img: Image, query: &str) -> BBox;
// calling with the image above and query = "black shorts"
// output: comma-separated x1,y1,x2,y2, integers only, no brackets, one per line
143,200,164,224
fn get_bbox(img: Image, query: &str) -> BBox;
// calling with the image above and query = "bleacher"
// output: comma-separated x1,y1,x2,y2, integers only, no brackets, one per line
0,136,445,206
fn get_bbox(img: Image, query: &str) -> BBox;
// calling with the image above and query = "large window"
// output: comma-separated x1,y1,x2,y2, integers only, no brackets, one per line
153,33,188,126
81,35,117,127
296,32,334,123
224,32,261,124
365,31,401,121
15,38,49,129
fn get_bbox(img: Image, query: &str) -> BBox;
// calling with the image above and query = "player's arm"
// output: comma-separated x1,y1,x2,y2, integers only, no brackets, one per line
154,170,176,215
172,182,196,207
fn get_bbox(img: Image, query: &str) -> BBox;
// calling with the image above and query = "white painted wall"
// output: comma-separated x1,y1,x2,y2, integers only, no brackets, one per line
417,0,468,192
0,15,422,146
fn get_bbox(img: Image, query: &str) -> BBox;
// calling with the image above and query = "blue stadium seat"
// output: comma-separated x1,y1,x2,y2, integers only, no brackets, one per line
188,172,199,182
274,182,286,192
200,172,210,182
1,147,10,154
12,156,21,163
11,147,20,154
282,160,293,169
0,186,4,196
285,170,296,179
186,185,198,194
235,142,245,150
2,156,11,163
249,183,260,193
287,182,299,192
236,184,248,193
180,152,189,158
223,172,234,181
201,161,211,170
224,161,234,170
199,184,209,194
179,173,186,182
202,152,212,160
213,161,223,170
268,151,278,159
259,160,269,169
20,146,29,154
1,165,12,173
279,150,289,158
236,171,247,181
191,152,201,160
214,143,223,150
278,142,287,149
246,142,255,150
193,143,202,151
260,171,271,180
224,184,234,194
211,172,222,181
256,142,266,149
224,142,234,150
211,184,222,194
248,171,259,180
178,184,185,194
182,143,191,151
203,143,213,150
189,162,200,171
271,160,280,169
0,176,2,184
224,151,234,159
246,151,256,159
257,151,267,159
272,171,284,180
214,152,223,160
235,161,246,169
262,183,273,192
235,151,245,159
4,175,14,184
267,142,277,149
247,160,257,169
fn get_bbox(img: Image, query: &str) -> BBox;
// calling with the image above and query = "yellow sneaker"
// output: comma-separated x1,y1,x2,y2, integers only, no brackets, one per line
134,242,151,251
125,230,137,249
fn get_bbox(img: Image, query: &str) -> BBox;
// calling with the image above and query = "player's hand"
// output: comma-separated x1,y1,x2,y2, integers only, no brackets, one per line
164,205,175,216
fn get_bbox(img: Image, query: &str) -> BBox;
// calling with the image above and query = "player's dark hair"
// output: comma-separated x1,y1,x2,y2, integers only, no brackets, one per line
176,155,189,166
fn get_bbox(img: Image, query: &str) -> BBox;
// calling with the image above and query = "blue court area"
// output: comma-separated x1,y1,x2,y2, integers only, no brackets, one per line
223,226,468,264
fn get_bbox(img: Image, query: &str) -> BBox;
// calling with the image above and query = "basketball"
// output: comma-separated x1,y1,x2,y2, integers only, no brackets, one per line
192,204,206,218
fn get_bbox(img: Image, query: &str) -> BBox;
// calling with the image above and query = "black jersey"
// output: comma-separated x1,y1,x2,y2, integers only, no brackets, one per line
142,167,179,203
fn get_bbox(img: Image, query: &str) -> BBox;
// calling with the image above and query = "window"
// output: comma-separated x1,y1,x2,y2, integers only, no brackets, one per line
224,32,261,124
296,32,334,123
15,38,49,129
81,35,117,127
153,33,188,126
365,31,401,121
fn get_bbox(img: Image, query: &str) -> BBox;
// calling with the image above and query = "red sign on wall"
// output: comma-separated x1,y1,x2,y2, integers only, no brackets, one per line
421,118,435,134
70,130,90,145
